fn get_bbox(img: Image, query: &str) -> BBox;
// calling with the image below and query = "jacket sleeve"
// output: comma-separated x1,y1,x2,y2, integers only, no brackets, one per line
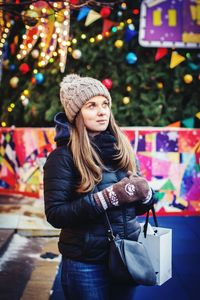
43,148,103,229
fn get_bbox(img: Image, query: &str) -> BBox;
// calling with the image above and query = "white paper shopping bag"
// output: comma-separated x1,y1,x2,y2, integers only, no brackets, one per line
138,223,172,286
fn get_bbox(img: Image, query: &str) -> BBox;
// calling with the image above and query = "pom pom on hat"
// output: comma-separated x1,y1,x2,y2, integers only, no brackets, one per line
60,74,112,123
60,74,81,86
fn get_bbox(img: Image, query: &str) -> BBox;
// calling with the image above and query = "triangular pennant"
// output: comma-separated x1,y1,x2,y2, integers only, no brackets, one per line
77,7,90,21
167,121,181,127
195,112,200,119
170,52,186,69
124,27,138,43
182,117,194,128
85,10,101,26
155,48,168,61
102,19,119,36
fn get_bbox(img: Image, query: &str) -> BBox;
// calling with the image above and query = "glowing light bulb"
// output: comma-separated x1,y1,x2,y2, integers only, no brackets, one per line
97,34,103,41
90,37,95,43
127,19,132,24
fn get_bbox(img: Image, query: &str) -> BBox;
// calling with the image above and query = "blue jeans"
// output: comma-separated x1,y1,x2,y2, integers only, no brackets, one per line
61,257,137,300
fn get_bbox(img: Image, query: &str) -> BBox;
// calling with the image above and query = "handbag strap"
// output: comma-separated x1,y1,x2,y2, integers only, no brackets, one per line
104,211,115,241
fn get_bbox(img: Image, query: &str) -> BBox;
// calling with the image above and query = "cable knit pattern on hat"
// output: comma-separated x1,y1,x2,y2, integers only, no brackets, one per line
60,74,112,123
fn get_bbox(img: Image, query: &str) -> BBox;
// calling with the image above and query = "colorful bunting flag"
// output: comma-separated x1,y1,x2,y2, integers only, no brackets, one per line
170,51,186,69
167,121,181,128
77,7,90,21
85,10,101,27
196,112,200,119
167,112,200,128
155,48,168,61
182,118,195,128
102,19,119,36
124,27,138,43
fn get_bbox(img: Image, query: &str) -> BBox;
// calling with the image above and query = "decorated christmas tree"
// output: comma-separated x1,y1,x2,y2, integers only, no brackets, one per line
0,0,199,127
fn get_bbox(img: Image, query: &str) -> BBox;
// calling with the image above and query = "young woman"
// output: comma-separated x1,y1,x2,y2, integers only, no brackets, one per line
43,74,155,300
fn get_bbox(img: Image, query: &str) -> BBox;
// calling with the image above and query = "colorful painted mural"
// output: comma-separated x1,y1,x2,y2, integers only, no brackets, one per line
0,127,200,216
139,0,200,48
0,128,55,198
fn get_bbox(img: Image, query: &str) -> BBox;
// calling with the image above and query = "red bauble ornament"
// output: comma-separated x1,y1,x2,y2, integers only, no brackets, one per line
102,78,113,90
132,9,139,15
70,0,79,4
19,63,30,74
100,7,111,18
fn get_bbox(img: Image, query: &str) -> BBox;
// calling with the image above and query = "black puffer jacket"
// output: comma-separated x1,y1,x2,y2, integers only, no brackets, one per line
43,112,155,262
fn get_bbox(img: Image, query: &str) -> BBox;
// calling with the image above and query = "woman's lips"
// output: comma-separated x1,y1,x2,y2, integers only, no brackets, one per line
96,120,107,124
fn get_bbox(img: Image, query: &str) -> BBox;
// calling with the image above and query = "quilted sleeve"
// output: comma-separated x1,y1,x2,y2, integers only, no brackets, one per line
43,148,103,229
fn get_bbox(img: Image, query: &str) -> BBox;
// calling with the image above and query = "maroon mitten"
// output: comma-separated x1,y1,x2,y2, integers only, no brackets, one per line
94,175,151,210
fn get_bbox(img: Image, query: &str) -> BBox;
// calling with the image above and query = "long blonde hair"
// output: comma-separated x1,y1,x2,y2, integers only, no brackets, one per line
69,112,136,193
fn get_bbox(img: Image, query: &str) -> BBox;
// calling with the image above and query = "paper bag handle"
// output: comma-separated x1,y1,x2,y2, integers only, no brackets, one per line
143,206,158,238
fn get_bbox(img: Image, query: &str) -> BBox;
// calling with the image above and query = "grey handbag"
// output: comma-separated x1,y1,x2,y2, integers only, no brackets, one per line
105,208,157,286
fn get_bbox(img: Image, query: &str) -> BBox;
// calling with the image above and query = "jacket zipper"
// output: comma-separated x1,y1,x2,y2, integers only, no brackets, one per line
122,206,127,238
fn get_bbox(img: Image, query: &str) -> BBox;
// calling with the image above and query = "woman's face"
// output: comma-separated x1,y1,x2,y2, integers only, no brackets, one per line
81,96,111,136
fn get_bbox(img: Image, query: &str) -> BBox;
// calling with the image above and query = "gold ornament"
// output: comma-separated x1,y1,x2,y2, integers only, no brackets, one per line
23,89,30,96
183,74,193,84
123,97,130,105
114,40,123,48
10,77,19,88
126,85,132,92
157,82,164,89
1,122,7,127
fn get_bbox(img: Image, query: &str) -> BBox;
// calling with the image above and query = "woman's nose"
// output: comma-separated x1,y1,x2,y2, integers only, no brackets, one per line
97,106,105,115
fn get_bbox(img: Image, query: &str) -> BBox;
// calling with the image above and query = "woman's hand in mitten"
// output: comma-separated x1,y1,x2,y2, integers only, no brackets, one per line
127,171,152,204
93,175,151,210
93,177,135,210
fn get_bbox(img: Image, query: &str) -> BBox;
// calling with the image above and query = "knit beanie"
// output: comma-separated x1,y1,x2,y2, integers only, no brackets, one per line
60,74,112,123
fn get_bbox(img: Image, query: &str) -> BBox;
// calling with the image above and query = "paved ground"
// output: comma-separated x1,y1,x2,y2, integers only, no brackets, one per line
0,232,60,300
0,193,60,300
